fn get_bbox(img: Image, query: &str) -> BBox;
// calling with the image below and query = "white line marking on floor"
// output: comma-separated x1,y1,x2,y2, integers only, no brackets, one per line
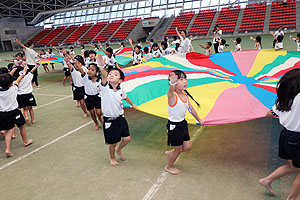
142,126,205,200
34,93,70,97
33,82,61,91
0,121,93,171
34,95,72,110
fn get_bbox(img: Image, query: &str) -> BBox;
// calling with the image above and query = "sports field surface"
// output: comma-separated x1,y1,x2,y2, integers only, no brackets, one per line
0,33,299,200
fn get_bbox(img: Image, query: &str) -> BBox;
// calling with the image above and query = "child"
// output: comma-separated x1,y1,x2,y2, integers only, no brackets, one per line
271,26,284,48
46,48,55,71
161,41,170,56
137,39,142,47
290,33,300,51
65,55,88,118
80,45,85,56
250,36,262,51
198,42,213,55
274,35,284,51
85,50,97,67
129,38,143,66
0,67,33,157
259,68,300,200
61,50,72,86
90,44,99,51
165,70,203,174
171,43,181,55
104,47,119,71
67,56,103,130
231,37,242,51
144,47,153,62
4,53,23,67
116,42,125,54
175,27,194,53
14,64,38,125
40,50,50,73
69,47,76,57
152,43,162,58
217,39,226,53
170,36,180,47
146,39,154,48
97,54,136,166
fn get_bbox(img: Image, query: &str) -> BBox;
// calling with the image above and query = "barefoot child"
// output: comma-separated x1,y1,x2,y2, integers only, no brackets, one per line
231,37,242,51
98,54,137,166
289,33,300,51
259,68,300,199
274,35,284,51
165,70,203,175
198,42,213,55
250,35,262,50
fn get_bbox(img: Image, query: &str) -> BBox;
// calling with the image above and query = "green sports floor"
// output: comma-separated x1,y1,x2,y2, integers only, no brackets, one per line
0,33,299,200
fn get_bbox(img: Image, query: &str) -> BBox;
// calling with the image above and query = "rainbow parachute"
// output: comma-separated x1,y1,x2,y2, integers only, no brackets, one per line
122,50,300,125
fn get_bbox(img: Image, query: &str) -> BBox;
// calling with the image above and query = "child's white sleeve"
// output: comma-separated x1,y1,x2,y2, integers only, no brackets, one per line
122,88,127,100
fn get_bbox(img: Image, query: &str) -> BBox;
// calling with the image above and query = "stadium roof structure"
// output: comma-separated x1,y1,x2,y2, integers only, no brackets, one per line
0,0,85,25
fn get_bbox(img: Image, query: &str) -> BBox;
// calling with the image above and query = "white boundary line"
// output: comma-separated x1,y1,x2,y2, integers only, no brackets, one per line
33,82,61,91
34,95,72,110
34,93,70,97
142,126,205,200
0,121,93,171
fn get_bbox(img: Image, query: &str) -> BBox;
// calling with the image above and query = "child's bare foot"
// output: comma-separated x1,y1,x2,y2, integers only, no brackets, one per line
110,159,120,166
36,85,41,88
24,139,33,147
11,134,18,139
94,125,99,130
116,150,126,161
76,103,79,107
259,178,276,195
31,120,36,124
165,166,181,175
6,152,13,158
25,118,30,126
83,113,88,118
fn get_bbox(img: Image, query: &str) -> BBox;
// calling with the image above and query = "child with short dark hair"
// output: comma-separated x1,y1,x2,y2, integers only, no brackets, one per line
290,33,300,51
144,47,153,62
231,37,242,51
161,41,170,56
97,54,136,166
198,42,213,55
250,36,262,50
129,38,143,66
152,43,162,58
104,47,119,71
46,48,55,71
275,35,284,51
217,39,227,53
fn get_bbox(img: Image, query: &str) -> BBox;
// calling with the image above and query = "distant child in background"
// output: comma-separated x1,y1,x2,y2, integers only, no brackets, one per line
198,42,213,55
116,42,126,54
84,50,91,63
175,27,194,53
80,45,85,56
271,26,284,48
46,48,55,71
217,39,227,53
4,53,23,66
69,47,76,57
90,44,99,51
152,43,162,58
146,39,154,48
98,54,137,166
137,39,142,47
144,47,153,62
171,43,181,55
129,38,143,66
60,50,72,86
250,36,262,51
85,50,97,67
231,37,242,51
161,41,170,56
289,33,300,51
259,68,300,200
164,37,170,48
165,70,203,174
170,36,180,47
104,47,119,71
275,35,284,51
40,50,50,73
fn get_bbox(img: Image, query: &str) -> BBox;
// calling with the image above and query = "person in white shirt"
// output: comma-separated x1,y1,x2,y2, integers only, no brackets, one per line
40,50,50,73
259,68,300,200
152,43,162,58
137,39,142,48
212,25,222,53
231,37,242,51
275,35,284,51
46,48,55,71
98,54,136,166
175,27,194,53
165,70,203,175
80,45,85,56
289,33,300,51
170,36,180,47
16,39,41,87
143,47,153,62
250,35,262,51
89,44,99,52
161,41,170,56
4,53,24,67
198,42,213,55
104,47,119,71
146,39,154,48
129,38,143,65
271,26,284,48
69,47,76,56
115,42,126,54
216,39,227,53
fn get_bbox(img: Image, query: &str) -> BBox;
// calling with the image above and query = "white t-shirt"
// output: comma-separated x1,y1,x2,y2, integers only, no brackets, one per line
296,41,300,51
275,42,283,50
274,30,284,38
152,49,162,57
171,39,180,46
213,30,222,44
235,44,242,51
272,93,300,132
24,47,38,65
168,92,189,122
218,45,224,53
0,85,19,112
85,59,97,68
71,67,84,87
82,73,101,96
145,53,154,62
105,55,117,67
132,52,142,65
18,72,33,95
46,52,55,58
100,82,127,118
70,50,76,56
179,36,191,53
162,49,170,56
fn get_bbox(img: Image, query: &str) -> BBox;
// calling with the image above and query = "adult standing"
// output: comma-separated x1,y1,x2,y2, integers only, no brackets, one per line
271,26,284,48
212,25,222,53
175,27,194,53
16,40,41,88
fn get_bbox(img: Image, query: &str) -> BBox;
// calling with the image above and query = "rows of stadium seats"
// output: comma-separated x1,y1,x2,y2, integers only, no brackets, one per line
216,6,240,33
110,18,141,41
188,9,216,36
92,20,124,43
31,28,54,45
239,3,266,32
78,22,107,44
165,11,195,37
36,26,65,47
49,25,79,46
269,0,296,30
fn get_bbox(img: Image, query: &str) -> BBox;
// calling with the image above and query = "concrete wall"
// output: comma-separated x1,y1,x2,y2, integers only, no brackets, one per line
125,20,148,42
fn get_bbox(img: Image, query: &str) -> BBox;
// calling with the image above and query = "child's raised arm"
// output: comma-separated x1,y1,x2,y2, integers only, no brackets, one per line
97,54,107,85
128,38,135,50
175,27,181,38
198,44,206,49
167,72,177,105
290,35,297,41
16,39,26,50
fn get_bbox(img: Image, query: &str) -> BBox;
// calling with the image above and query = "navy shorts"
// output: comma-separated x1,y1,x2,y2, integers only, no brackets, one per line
84,94,101,110
166,120,190,146
72,85,85,100
64,68,71,77
279,128,300,168
17,93,37,108
103,116,130,144
0,109,26,131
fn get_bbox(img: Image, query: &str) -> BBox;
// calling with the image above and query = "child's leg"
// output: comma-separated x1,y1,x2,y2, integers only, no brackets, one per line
287,168,300,200
80,100,88,118
23,107,30,125
43,65,48,73
165,146,183,175
28,106,35,123
69,75,72,85
4,129,13,157
95,109,103,124
259,160,297,195
116,136,130,161
76,100,80,107
19,125,33,146
51,64,55,70
11,126,17,139
109,143,119,166
88,109,99,130
62,76,67,86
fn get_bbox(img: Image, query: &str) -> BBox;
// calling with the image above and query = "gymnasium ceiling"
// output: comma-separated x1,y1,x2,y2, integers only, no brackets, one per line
0,0,85,24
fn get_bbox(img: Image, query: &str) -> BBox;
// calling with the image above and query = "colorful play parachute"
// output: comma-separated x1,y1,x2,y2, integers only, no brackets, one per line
97,47,134,65
37,56,63,64
121,49,300,126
